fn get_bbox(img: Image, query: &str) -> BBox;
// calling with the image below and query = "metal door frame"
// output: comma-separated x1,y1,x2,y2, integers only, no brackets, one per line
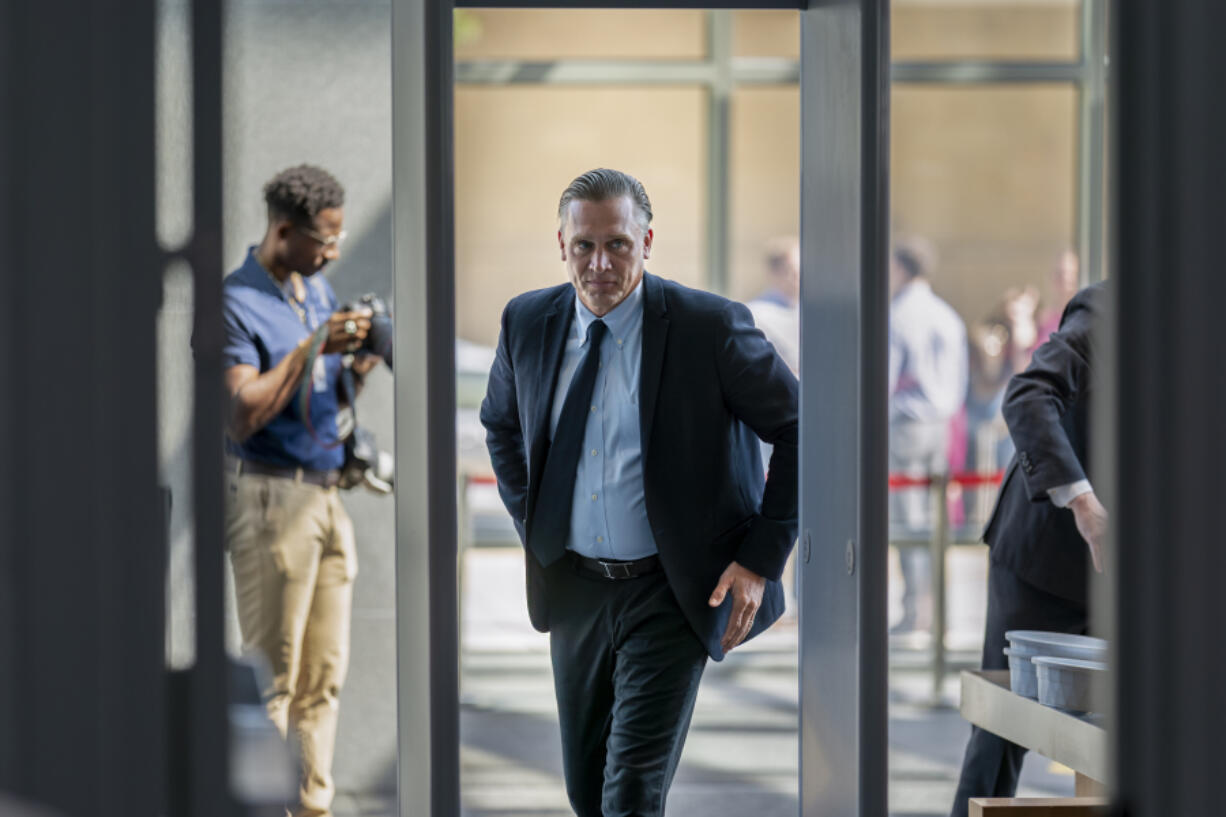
391,2,887,814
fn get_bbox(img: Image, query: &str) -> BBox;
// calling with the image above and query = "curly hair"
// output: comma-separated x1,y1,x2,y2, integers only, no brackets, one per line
262,164,345,225
557,168,652,231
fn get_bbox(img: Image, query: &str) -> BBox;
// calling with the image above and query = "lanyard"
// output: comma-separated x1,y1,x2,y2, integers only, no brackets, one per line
267,270,321,330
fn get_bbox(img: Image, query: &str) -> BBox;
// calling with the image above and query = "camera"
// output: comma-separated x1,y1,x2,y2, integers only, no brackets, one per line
342,293,393,369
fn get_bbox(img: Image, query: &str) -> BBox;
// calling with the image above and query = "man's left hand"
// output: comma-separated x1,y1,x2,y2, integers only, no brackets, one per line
351,352,381,377
708,561,766,653
1070,491,1109,573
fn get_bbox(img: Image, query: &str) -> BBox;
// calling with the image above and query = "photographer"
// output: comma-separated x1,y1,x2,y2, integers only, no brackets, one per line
212,164,384,817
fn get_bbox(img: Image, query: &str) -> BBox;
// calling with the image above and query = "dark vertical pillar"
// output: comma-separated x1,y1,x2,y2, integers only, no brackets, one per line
185,0,232,813
0,1,165,815
424,2,461,814
1113,2,1226,815
798,0,889,815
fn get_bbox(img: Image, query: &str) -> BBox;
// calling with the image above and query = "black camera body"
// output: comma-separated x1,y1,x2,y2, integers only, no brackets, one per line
336,293,394,494
342,293,393,369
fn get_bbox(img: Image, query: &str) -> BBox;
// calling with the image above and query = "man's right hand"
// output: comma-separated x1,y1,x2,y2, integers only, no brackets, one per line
1070,491,1109,573
322,309,373,355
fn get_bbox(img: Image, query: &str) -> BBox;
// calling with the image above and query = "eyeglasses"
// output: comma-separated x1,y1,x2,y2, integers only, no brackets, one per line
298,226,348,248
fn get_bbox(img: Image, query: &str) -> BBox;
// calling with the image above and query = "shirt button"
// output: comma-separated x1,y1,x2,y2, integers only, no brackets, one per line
591,449,598,456
597,536,604,543
591,493,598,501
617,339,623,346
590,405,597,413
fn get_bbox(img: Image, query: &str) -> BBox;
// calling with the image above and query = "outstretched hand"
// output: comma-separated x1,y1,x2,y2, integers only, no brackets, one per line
1070,491,1109,573
708,561,766,653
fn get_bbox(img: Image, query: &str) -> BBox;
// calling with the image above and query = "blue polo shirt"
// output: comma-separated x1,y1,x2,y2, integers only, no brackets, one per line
218,247,345,471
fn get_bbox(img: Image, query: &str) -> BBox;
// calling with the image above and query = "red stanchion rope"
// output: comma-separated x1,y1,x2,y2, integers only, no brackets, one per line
887,470,1004,490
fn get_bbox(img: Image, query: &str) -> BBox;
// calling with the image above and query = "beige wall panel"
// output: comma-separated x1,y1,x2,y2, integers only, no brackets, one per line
455,86,707,346
734,4,1078,61
893,1,1079,62
729,87,801,303
733,10,800,59
454,9,706,61
891,84,1078,323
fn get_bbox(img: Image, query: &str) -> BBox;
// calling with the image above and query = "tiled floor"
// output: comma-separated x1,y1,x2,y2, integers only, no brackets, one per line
334,545,1075,817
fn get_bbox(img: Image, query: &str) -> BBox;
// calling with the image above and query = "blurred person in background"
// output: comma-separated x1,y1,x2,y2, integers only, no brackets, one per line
1034,249,1082,349
888,238,968,636
746,235,800,376
746,236,801,611
950,280,1109,816
481,168,798,817
965,285,1041,477
210,164,381,817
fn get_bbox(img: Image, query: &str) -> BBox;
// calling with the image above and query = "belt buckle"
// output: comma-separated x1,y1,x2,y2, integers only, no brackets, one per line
598,560,632,580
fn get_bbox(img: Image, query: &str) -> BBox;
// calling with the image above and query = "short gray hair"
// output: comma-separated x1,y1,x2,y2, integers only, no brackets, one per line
557,168,653,231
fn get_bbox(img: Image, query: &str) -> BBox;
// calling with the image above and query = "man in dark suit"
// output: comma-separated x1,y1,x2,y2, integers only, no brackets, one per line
950,281,1110,816
480,168,798,817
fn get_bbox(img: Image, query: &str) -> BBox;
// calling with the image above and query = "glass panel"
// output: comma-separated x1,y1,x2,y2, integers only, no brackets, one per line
891,85,1078,321
735,4,1079,62
729,87,801,307
892,0,1081,62
887,84,1079,814
455,9,707,61
454,86,708,347
732,10,800,59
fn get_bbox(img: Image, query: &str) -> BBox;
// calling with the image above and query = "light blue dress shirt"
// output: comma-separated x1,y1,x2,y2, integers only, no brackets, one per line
549,279,658,560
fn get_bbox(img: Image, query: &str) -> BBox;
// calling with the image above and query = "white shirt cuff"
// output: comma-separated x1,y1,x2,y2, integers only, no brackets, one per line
1048,479,1093,508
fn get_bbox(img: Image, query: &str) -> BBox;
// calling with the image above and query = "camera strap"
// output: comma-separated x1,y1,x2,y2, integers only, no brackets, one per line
296,323,347,449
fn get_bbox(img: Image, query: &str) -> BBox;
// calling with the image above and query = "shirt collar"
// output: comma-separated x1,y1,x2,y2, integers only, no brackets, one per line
573,276,644,346
241,245,288,298
893,277,932,303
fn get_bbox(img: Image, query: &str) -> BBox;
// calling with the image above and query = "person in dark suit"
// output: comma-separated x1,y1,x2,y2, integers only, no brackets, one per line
950,281,1110,816
480,168,799,817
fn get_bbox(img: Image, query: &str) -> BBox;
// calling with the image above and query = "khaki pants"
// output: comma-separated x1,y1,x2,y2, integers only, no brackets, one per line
226,471,357,817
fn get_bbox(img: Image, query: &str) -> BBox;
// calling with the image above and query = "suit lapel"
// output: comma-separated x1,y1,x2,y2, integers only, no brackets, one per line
528,287,575,491
639,273,669,460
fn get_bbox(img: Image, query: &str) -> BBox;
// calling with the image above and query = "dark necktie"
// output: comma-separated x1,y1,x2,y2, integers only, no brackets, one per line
528,319,608,567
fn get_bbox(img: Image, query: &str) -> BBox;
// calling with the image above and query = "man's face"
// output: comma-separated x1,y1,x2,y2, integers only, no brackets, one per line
278,206,344,277
558,196,652,317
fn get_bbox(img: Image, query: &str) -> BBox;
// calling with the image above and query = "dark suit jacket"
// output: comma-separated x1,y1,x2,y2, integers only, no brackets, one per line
983,282,1107,603
480,273,800,660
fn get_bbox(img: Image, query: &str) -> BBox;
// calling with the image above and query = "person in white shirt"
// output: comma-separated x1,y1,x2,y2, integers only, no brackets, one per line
888,239,968,634
746,236,800,376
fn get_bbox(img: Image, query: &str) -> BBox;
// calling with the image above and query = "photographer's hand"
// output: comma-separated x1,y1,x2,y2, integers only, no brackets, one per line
226,308,374,443
322,309,373,355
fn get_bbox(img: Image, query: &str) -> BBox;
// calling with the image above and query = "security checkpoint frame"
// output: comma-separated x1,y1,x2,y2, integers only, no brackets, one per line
391,1,889,815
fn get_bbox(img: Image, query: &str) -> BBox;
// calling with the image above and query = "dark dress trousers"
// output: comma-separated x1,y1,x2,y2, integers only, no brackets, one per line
481,273,799,816
951,282,1107,817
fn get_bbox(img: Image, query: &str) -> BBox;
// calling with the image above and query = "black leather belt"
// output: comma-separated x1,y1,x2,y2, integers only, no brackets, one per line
570,552,661,580
235,459,341,488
